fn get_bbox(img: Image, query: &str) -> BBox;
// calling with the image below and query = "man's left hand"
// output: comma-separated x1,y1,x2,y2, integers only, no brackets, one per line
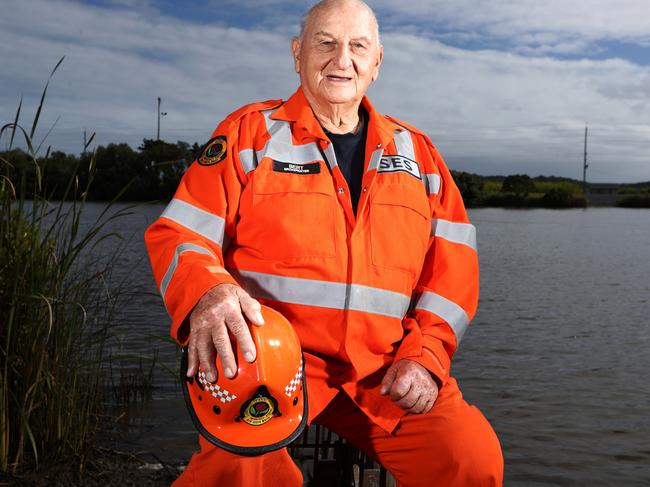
380,359,439,414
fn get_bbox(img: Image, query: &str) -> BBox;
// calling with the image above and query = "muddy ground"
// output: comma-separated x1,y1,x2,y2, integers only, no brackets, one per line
0,448,183,486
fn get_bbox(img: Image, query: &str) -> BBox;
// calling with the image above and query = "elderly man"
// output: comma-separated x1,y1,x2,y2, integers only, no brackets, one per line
145,0,503,485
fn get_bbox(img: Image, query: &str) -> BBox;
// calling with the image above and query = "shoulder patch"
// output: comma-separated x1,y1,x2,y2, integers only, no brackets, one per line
198,135,227,166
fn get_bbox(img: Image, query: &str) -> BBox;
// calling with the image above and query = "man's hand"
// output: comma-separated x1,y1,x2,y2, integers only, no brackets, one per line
185,283,264,383
380,359,439,414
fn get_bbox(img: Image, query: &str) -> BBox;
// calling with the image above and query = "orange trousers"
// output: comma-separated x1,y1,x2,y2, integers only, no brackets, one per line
172,377,503,487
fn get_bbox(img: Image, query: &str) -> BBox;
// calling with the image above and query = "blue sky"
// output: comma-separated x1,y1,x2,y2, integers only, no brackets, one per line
1,0,650,182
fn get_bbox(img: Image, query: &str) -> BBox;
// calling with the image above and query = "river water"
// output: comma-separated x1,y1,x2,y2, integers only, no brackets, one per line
94,203,650,486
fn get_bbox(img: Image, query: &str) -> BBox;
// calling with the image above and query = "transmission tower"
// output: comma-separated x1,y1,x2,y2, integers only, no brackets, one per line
582,123,589,196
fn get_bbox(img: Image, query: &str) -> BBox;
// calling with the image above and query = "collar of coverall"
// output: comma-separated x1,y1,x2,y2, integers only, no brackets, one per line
269,86,404,148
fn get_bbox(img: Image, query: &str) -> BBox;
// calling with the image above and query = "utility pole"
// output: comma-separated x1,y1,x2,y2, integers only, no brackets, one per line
582,123,589,196
157,97,167,141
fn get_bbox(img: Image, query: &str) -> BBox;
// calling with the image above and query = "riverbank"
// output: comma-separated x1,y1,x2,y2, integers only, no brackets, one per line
0,448,183,486
2,146,649,208
453,172,650,208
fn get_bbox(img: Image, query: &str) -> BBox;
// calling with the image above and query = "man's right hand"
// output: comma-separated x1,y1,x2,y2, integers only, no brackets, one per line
185,283,264,383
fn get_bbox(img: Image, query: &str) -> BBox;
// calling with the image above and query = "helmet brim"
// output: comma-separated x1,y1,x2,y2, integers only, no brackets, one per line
180,348,308,456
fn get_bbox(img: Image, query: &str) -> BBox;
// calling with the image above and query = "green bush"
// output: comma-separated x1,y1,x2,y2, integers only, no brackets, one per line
617,195,650,208
541,187,575,208
502,174,535,197
481,192,527,207
534,180,582,195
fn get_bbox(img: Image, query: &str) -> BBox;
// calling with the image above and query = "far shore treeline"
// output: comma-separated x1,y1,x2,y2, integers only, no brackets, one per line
2,139,649,208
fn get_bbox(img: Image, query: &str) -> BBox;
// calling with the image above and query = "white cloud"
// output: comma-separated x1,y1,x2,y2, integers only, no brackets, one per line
1,0,649,182
373,0,650,56
374,34,650,181
0,0,296,150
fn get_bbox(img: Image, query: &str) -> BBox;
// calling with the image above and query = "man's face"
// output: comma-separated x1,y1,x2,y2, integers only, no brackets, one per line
292,1,383,109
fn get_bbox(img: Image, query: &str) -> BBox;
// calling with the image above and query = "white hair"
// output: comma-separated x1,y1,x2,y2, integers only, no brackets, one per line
299,0,381,44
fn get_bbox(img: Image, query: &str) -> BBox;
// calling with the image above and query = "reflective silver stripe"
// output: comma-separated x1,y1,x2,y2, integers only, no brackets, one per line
415,291,470,343
238,148,257,174
322,142,338,169
233,270,411,319
263,110,286,138
160,243,215,299
258,110,322,164
366,147,384,171
393,128,441,195
161,199,226,248
238,111,324,174
347,284,410,318
423,173,441,195
431,219,477,251
261,140,322,164
393,129,416,161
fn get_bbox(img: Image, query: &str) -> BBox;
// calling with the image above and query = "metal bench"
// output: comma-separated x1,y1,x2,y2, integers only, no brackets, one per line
290,424,395,487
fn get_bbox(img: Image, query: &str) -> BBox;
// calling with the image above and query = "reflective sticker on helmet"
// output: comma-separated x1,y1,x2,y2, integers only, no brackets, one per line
284,362,303,397
242,396,275,426
198,371,237,403
236,385,281,426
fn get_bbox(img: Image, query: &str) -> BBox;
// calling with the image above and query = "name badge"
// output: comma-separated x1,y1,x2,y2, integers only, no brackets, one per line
273,161,321,175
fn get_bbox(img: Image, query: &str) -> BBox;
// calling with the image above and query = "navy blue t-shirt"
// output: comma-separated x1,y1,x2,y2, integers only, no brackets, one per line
325,109,368,215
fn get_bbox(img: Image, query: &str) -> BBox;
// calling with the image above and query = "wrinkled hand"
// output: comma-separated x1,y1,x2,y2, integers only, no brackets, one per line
380,359,439,414
185,283,264,382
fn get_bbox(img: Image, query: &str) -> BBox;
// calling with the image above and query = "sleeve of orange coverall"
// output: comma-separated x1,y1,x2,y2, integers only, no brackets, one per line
394,138,479,386
144,113,254,345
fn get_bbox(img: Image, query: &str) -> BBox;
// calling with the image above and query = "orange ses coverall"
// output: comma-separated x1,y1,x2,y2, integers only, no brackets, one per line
145,87,503,486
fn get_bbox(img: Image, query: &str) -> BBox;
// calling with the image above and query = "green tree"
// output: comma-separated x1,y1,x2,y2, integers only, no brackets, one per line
541,187,574,208
451,171,483,207
137,139,193,200
91,143,140,200
502,174,535,197
42,150,79,199
4,139,201,202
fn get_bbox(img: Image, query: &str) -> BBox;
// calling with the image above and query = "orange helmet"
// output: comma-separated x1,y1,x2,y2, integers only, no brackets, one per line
181,305,307,456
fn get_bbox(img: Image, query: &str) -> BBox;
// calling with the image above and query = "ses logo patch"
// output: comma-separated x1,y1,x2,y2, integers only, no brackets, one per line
236,386,281,426
198,135,227,166
377,155,421,180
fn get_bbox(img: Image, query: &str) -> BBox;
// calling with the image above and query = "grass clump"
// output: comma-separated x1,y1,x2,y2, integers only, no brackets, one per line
0,58,133,475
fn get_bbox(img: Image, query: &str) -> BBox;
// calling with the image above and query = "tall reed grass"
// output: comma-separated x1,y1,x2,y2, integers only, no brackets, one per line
0,58,133,474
